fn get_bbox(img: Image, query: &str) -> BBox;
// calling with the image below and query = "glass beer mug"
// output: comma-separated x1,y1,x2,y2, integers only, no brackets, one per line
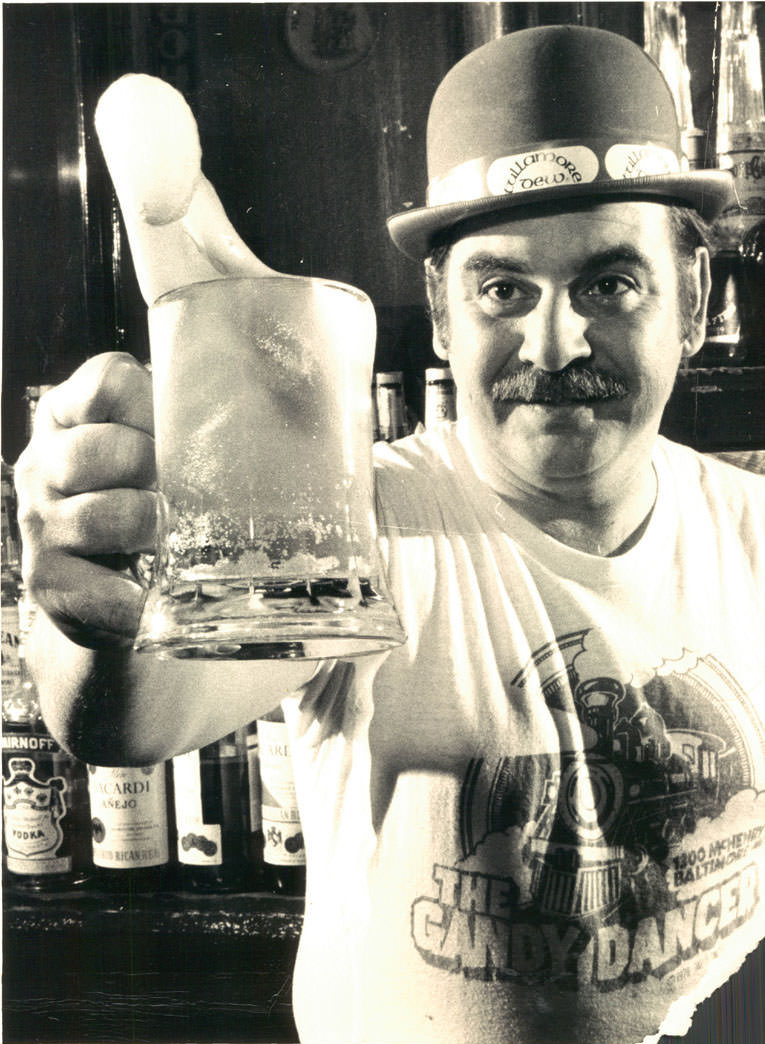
134,275,406,660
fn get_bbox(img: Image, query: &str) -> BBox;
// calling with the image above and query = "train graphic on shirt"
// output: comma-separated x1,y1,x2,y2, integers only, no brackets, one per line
457,629,764,926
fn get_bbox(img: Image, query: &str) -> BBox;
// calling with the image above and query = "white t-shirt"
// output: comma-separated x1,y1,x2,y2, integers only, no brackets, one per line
286,421,765,1044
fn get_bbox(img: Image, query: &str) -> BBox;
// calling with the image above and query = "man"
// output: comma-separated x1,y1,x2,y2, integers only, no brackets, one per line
15,25,765,1044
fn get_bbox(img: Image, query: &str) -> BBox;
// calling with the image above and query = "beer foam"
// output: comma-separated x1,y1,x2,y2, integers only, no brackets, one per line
258,320,315,380
177,402,237,492
179,546,341,580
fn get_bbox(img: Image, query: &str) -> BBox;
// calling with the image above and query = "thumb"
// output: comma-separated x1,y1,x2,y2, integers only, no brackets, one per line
183,176,274,280
96,74,274,305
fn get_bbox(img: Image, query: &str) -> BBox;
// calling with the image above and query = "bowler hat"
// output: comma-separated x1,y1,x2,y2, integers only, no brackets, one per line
387,26,734,260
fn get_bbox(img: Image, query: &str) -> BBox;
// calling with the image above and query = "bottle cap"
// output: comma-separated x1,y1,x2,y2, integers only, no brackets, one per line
425,366,453,382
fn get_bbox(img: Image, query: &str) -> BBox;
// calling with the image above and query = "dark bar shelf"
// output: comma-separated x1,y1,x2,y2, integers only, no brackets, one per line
5,884,763,1044
661,365,765,452
3,884,304,1043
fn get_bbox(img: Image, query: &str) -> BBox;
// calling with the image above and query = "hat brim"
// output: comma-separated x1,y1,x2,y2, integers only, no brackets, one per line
387,170,735,261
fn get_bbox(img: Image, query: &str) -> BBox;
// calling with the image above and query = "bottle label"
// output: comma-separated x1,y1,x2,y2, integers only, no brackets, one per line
173,748,223,866
719,148,765,191
87,764,169,869
1,602,21,690
3,753,72,874
425,383,457,427
376,381,407,441
257,720,305,867
718,149,765,240
706,272,742,345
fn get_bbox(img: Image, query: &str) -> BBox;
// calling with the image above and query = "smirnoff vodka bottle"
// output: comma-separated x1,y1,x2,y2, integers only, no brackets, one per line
2,466,90,891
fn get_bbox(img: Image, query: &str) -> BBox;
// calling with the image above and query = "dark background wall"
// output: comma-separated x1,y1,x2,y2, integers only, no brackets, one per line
1,2,760,464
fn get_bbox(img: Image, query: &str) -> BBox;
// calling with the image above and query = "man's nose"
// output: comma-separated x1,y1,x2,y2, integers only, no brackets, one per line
517,292,591,372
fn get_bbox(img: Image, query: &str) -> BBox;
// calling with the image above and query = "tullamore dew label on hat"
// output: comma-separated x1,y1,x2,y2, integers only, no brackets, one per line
487,146,599,196
605,144,680,179
425,142,687,209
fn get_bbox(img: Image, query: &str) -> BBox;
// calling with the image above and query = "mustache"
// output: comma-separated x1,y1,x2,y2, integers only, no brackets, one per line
490,362,629,405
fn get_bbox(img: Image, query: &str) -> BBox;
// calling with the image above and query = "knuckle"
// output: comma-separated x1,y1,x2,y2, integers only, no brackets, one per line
33,382,57,426
21,544,52,605
93,350,137,392
15,424,72,502
136,490,158,547
40,428,89,496
62,427,110,488
108,426,156,487
63,494,104,549
47,424,152,497
48,352,150,431
15,471,51,549
46,435,82,494
16,495,44,542
60,488,156,554
24,380,62,437
101,350,145,375
13,444,37,502
83,351,138,387
94,351,150,411
121,488,158,551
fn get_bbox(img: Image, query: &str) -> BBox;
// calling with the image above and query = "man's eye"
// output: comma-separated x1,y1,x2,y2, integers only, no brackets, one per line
483,280,518,302
478,279,532,314
585,275,634,297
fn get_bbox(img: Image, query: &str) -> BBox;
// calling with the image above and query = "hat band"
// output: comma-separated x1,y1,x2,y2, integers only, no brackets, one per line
426,139,683,207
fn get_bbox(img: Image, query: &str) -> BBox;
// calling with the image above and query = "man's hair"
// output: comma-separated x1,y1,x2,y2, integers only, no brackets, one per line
425,202,713,350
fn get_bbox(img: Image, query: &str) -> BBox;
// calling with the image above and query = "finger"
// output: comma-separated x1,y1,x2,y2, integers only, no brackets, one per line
34,489,157,557
45,422,156,496
36,353,153,434
27,553,148,647
88,553,148,576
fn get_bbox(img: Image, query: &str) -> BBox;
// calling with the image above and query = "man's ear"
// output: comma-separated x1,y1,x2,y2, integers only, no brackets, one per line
681,246,712,360
431,328,450,362
424,259,450,361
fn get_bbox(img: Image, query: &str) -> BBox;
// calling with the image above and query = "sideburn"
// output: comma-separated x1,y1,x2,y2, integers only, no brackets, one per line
424,255,451,353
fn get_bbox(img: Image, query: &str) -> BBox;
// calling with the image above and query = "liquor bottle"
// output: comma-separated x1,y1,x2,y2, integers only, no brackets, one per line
424,366,457,428
257,708,306,896
1,458,22,702
374,371,409,442
172,728,253,892
1,457,20,580
87,761,175,894
2,643,93,891
701,2,765,365
739,217,765,365
371,381,381,442
701,250,745,365
715,0,765,249
245,720,266,889
643,2,704,168
2,471,91,892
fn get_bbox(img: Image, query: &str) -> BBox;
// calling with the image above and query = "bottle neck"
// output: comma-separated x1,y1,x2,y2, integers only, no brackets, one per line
717,5,765,155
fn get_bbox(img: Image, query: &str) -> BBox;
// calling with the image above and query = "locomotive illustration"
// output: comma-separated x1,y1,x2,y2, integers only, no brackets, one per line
459,630,752,925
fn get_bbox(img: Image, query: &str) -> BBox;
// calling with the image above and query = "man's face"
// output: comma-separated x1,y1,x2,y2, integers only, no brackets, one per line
428,201,709,497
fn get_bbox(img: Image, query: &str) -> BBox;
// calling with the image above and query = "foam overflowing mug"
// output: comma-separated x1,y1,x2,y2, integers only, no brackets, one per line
95,75,405,658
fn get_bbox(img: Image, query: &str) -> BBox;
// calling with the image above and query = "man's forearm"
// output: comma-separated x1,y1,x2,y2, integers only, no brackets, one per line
27,609,315,766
